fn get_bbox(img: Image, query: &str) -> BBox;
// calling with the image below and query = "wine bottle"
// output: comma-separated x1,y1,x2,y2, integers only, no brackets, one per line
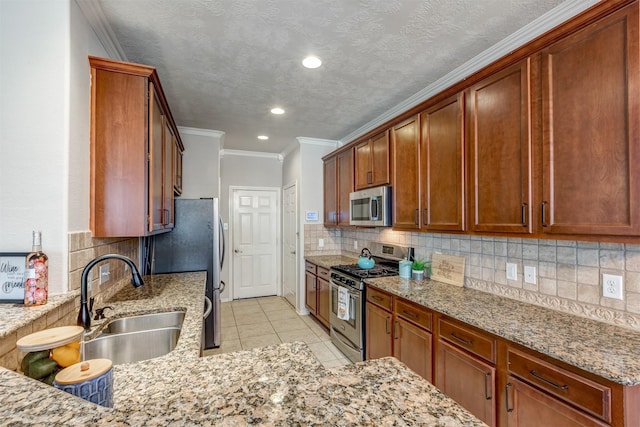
24,231,48,306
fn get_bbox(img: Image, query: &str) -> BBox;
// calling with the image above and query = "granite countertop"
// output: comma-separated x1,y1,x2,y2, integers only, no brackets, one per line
366,276,640,386
305,254,358,269
1,271,486,426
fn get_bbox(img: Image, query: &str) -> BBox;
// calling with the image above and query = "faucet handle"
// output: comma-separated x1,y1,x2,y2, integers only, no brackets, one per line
89,297,95,314
93,306,113,320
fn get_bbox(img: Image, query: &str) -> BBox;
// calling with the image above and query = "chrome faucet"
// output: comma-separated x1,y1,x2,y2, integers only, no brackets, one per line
77,254,144,331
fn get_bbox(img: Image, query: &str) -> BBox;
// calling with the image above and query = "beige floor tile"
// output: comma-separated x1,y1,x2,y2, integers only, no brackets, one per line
325,342,348,359
241,334,282,350
259,300,293,312
307,342,339,362
221,313,236,326
265,309,300,321
237,322,276,339
276,327,322,344
271,317,309,333
203,339,242,356
221,326,239,340
231,299,261,309
234,311,268,326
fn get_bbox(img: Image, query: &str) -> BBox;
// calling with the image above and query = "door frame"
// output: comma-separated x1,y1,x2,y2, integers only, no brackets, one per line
228,185,282,301
282,181,298,309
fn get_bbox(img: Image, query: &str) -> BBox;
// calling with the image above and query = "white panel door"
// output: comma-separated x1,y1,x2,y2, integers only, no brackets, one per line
282,183,297,308
232,189,278,299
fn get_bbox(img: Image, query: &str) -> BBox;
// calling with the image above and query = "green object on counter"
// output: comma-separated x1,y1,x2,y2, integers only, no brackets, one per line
27,357,57,380
20,350,50,373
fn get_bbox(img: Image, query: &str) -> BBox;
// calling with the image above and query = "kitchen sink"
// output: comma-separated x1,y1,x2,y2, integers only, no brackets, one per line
101,310,185,334
83,327,181,365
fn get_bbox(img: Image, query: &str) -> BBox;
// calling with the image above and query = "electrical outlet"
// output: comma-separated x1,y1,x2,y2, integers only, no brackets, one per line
318,238,324,248
524,266,537,285
99,264,110,285
354,240,358,250
603,274,624,300
506,263,517,281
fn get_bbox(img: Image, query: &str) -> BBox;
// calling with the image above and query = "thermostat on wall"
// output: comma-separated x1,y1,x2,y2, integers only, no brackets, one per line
305,211,319,221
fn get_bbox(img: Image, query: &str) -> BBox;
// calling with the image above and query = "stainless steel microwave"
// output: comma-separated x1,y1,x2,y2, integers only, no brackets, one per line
349,186,392,227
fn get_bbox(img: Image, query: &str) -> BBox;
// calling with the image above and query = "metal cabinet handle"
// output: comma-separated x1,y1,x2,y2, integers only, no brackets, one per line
450,332,474,346
484,372,492,400
505,383,513,412
385,316,391,335
521,202,527,227
423,208,428,225
371,295,383,302
367,171,372,184
402,310,418,320
393,320,399,340
541,201,548,227
529,370,569,390
414,208,419,225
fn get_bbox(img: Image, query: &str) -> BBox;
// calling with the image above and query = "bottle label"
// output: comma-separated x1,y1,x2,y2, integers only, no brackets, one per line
25,269,36,279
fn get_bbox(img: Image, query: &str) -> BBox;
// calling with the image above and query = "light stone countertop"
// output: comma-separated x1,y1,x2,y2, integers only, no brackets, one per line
305,254,358,269
0,271,486,426
365,276,640,386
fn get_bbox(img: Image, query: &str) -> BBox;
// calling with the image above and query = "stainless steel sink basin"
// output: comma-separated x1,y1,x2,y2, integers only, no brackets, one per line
101,311,185,334
83,327,181,365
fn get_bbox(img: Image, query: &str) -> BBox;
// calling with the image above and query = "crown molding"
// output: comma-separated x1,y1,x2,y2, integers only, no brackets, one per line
220,149,283,162
75,0,127,61
177,126,225,139
296,137,340,148
280,141,299,158
340,0,599,144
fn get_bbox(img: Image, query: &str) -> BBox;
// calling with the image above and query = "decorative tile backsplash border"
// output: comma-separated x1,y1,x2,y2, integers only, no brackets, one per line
304,224,640,331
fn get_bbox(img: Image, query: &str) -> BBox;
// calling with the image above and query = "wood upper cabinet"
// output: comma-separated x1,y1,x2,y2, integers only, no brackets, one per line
467,59,533,234
355,130,390,190
173,137,184,196
323,148,354,227
540,2,640,236
420,93,465,232
89,56,182,237
391,115,421,230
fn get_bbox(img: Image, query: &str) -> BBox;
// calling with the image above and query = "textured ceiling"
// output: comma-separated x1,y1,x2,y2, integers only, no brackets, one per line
94,0,571,153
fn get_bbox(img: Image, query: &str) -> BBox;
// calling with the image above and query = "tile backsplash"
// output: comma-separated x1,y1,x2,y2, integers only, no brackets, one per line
304,224,640,331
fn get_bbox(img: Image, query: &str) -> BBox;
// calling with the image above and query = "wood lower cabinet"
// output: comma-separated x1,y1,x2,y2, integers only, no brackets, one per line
304,261,329,328
355,130,390,190
436,319,497,426
365,285,433,382
540,2,640,236
391,115,421,230
420,93,465,232
323,148,353,227
467,58,533,235
89,56,182,237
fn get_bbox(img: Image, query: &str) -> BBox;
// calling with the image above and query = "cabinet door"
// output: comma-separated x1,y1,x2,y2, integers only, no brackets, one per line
421,93,465,232
506,376,608,427
391,115,421,230
305,272,317,313
365,302,392,360
148,85,165,233
540,3,640,236
336,149,354,227
317,277,330,328
437,340,496,426
162,118,174,228
395,318,432,382
467,59,532,234
354,139,372,190
173,138,183,196
323,156,337,226
370,130,390,187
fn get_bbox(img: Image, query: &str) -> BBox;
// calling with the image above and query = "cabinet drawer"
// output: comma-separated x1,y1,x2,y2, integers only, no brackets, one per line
367,286,392,311
317,266,330,280
508,348,611,422
305,261,317,274
439,318,495,363
395,299,432,331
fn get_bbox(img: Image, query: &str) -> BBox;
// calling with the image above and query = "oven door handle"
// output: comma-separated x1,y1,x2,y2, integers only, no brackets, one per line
331,327,360,352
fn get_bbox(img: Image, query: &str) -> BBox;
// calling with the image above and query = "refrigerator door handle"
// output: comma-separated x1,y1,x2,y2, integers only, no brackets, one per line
219,280,226,293
219,216,225,269
203,295,213,319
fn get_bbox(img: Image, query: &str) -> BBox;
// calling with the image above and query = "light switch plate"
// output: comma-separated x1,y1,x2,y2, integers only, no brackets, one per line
506,263,517,281
524,266,537,285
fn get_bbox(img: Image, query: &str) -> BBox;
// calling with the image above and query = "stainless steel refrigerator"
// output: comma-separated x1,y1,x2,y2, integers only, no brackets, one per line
152,198,225,349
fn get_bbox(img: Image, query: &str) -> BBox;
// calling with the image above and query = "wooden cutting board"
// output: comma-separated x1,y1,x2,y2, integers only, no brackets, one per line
430,254,466,287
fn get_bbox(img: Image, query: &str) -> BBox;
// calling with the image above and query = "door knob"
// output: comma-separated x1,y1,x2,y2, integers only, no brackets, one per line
234,249,242,254
290,251,296,255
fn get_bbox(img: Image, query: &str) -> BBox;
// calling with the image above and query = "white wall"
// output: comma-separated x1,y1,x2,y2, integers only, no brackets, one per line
178,127,224,199
0,0,107,294
282,144,300,189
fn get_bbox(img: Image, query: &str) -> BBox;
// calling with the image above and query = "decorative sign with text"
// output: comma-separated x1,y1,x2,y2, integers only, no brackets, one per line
0,253,28,303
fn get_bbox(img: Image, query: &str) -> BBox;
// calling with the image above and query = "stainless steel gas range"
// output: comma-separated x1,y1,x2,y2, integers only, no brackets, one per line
329,242,413,363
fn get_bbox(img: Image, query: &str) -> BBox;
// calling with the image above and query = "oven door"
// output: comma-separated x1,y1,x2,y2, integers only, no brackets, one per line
329,280,363,363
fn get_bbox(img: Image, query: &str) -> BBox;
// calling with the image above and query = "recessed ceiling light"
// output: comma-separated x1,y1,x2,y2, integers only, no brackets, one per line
270,107,285,115
302,56,322,69
257,135,269,140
